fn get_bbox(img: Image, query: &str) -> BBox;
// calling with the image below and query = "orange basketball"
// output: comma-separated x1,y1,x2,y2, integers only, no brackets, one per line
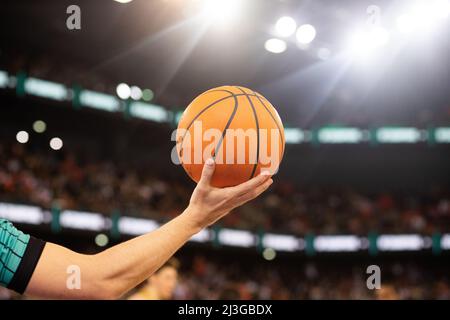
176,86,285,187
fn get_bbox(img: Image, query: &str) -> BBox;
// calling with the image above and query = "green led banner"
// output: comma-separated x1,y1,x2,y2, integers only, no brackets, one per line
0,70,449,145
0,202,448,254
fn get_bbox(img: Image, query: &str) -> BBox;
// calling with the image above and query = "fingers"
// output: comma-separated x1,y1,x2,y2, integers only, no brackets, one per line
198,158,215,187
234,178,273,206
227,171,271,197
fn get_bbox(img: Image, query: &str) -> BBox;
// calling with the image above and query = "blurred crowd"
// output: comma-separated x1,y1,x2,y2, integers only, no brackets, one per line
2,251,449,300
0,141,449,235
172,255,450,300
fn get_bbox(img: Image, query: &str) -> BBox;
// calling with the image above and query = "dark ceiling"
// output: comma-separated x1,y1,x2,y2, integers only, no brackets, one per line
0,0,449,127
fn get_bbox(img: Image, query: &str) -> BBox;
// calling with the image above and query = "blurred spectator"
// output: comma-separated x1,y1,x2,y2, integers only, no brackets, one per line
0,142,449,235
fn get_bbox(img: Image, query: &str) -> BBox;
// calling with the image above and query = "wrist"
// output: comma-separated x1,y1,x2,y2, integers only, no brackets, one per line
180,206,204,235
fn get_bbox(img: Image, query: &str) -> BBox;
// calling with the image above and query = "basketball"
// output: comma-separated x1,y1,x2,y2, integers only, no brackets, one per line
176,85,285,187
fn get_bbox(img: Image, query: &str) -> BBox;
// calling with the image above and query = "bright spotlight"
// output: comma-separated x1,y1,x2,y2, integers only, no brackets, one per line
348,31,373,57
347,27,389,58
16,131,29,144
264,38,287,54
113,0,133,3
372,27,390,47
397,14,416,33
410,0,449,30
275,16,297,37
202,0,240,23
425,0,450,19
130,86,142,100
296,24,316,44
116,83,131,100
50,137,63,151
438,0,450,18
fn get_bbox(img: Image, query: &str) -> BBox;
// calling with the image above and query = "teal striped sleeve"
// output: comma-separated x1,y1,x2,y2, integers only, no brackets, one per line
0,219,46,294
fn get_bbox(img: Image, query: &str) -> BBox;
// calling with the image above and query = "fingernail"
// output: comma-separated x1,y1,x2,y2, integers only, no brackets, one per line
206,158,215,166
260,171,271,176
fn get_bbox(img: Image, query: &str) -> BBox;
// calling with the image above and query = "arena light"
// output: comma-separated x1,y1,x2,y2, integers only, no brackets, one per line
79,90,121,112
95,234,109,247
33,120,47,133
24,78,68,101
218,228,255,247
284,128,304,144
441,234,450,250
275,16,297,37
438,0,450,18
264,38,287,54
262,233,302,252
347,30,373,57
49,137,63,150
60,210,108,231
376,127,423,143
396,14,417,33
262,248,276,261
314,235,362,252
317,127,364,144
118,217,159,236
347,27,389,58
202,0,241,24
116,83,131,100
413,0,450,25
189,229,211,243
434,127,450,143
0,70,8,88
0,203,44,225
142,88,154,102
16,131,29,144
130,86,142,101
129,102,169,123
371,27,390,46
396,0,449,34
377,235,427,251
113,0,133,3
296,24,316,44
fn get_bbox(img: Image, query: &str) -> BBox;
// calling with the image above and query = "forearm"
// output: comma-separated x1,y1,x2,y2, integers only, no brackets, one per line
94,207,201,298
25,207,201,299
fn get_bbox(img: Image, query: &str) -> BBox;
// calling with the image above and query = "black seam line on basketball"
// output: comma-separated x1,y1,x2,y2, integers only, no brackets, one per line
235,87,260,179
212,93,238,160
179,92,259,143
179,89,236,157
253,92,285,156
178,92,260,155
253,93,284,150
179,92,234,154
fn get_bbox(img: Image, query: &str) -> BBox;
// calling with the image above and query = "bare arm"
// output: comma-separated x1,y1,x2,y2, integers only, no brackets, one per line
24,159,272,299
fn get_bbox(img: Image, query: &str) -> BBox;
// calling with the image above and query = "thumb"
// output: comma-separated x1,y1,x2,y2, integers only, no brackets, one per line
199,158,215,187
